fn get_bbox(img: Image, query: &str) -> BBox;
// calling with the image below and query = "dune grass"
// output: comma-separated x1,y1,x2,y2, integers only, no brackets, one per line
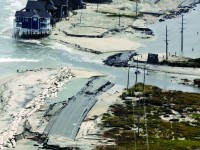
97,83,200,150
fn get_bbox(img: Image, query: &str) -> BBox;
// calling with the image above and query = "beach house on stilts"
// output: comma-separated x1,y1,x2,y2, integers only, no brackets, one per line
13,0,55,38
13,0,86,38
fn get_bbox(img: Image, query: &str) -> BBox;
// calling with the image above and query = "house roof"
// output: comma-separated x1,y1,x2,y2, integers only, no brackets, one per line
26,0,46,11
37,11,52,18
15,10,51,18
52,0,62,6
15,11,36,17
46,4,57,10
62,0,69,5
26,0,57,11
49,0,56,6
52,0,69,6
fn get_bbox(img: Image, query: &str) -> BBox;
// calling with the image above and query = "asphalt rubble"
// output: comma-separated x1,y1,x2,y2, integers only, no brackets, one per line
12,76,114,150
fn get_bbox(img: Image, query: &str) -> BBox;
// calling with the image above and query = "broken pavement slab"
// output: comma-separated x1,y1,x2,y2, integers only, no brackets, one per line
44,77,114,148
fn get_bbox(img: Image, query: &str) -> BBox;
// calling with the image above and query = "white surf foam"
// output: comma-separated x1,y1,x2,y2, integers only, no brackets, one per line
49,42,73,52
0,35,12,40
1,0,24,34
48,42,96,62
0,58,40,63
9,0,24,11
0,27,11,35
19,39,42,45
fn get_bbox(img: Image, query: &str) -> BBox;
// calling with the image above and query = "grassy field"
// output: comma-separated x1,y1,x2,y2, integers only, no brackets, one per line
97,83,200,150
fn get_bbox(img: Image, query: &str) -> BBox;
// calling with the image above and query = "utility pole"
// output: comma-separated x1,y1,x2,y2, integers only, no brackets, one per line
134,129,137,150
119,13,121,27
80,12,82,24
138,96,140,134
135,59,139,88
66,7,70,20
143,65,146,90
143,68,149,150
181,14,184,52
165,25,169,61
127,65,130,90
132,96,137,150
136,1,138,17
144,99,149,150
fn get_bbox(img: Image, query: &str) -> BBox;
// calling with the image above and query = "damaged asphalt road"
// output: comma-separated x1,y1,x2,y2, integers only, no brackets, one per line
43,76,114,148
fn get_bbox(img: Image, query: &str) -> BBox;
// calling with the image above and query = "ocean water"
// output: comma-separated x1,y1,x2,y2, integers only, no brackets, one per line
0,0,200,93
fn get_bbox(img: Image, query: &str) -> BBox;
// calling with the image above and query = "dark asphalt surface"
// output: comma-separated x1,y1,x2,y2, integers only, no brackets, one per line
45,77,114,141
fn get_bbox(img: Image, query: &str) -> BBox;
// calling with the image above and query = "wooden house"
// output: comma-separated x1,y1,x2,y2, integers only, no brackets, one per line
14,10,52,38
83,0,112,3
13,0,86,38
52,0,69,19
13,0,53,38
68,0,85,9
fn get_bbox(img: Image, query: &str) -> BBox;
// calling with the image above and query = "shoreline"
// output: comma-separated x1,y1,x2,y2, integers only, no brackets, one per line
0,67,73,149
0,0,200,149
48,0,199,55
0,67,104,149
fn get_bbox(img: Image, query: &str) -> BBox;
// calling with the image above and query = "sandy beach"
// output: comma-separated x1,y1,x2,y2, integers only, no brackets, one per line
48,0,197,54
0,0,199,149
45,0,200,149
0,67,103,149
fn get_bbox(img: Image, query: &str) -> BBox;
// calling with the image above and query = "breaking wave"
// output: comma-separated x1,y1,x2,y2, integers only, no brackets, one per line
18,39,42,45
0,58,40,63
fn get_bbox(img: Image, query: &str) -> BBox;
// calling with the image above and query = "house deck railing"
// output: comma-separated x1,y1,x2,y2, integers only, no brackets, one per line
40,19,50,24
13,27,52,37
